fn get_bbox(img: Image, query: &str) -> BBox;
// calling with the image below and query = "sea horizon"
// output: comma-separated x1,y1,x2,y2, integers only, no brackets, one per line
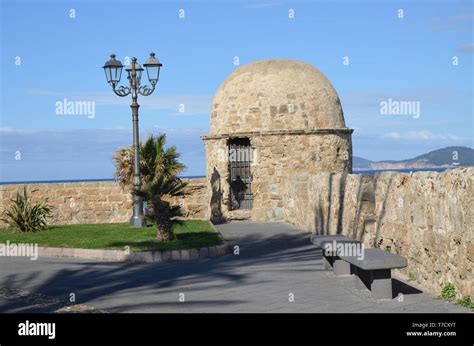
0,167,457,185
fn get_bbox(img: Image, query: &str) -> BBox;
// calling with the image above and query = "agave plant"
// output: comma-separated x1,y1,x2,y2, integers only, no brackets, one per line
113,133,186,188
0,186,52,232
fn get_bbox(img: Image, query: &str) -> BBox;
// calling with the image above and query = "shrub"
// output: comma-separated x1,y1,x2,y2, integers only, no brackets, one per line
457,296,474,310
439,283,456,301
0,186,52,232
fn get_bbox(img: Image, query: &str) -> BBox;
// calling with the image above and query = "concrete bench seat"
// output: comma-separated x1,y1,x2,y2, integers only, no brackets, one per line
310,235,361,276
340,248,408,300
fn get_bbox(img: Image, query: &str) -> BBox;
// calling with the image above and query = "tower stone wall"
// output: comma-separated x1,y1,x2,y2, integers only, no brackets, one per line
203,59,353,222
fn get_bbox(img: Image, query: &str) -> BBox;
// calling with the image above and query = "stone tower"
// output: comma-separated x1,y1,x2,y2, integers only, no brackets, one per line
202,59,353,222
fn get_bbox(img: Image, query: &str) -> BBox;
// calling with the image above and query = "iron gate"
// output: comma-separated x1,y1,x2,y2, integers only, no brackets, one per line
229,138,253,210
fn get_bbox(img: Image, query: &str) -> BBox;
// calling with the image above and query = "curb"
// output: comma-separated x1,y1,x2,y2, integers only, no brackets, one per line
208,220,236,255
37,243,233,263
34,221,236,263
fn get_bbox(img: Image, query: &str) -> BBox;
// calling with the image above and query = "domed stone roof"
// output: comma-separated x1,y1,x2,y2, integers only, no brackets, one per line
209,59,347,135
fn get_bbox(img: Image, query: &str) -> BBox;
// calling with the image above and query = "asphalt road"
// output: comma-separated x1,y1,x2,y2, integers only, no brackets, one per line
0,221,468,313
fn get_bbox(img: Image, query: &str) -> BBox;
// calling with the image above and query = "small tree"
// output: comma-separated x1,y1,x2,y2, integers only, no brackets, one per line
135,175,187,241
0,186,52,232
113,134,187,241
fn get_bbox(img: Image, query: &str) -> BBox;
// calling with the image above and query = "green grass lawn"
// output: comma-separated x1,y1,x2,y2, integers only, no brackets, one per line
0,221,222,252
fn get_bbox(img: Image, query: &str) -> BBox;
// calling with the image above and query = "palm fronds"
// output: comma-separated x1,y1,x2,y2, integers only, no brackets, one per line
113,133,186,187
113,134,188,241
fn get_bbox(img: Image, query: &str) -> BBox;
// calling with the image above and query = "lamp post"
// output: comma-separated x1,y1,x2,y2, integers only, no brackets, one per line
102,53,162,228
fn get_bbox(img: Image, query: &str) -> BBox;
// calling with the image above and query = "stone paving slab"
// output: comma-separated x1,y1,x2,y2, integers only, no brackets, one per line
0,221,469,313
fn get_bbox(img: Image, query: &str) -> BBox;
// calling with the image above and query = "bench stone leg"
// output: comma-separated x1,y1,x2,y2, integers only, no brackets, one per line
334,258,351,276
322,256,333,270
354,267,370,290
370,269,393,300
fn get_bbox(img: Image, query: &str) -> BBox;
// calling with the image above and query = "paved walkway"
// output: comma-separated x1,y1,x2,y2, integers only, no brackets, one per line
0,221,468,313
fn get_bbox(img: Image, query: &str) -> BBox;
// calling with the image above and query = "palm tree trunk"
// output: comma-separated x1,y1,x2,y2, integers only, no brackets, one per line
155,213,173,241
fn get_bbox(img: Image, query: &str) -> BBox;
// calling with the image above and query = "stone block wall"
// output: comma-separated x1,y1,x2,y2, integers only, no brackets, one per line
283,168,473,300
371,169,473,300
203,131,352,223
203,137,228,223
0,178,209,227
251,132,352,222
284,172,375,239
0,182,132,225
167,178,210,220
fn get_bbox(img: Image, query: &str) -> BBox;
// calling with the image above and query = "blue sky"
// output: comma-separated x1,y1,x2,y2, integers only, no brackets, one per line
0,0,472,181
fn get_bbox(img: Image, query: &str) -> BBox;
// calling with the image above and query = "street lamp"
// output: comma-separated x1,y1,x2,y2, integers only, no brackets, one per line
102,53,162,228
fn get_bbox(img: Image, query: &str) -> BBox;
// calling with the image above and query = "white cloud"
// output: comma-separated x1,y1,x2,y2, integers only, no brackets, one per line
382,130,465,142
457,43,474,53
243,2,280,9
0,127,42,134
406,131,435,140
0,127,207,181
27,89,213,116
428,14,473,33
383,132,401,139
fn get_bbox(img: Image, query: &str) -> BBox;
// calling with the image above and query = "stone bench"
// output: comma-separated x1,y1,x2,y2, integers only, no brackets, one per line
310,235,362,276
340,248,408,300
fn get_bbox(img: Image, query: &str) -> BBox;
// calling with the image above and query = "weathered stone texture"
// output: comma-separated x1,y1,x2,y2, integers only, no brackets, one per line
167,178,210,220
371,169,473,300
283,168,473,300
209,59,347,134
203,59,353,222
0,178,209,226
0,181,132,226
205,133,352,223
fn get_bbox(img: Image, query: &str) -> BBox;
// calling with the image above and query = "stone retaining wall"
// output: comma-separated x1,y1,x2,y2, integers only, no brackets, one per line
0,178,209,226
283,168,473,300
38,243,232,263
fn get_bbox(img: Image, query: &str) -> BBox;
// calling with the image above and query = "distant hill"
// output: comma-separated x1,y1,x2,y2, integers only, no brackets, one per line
353,146,474,171
353,156,374,170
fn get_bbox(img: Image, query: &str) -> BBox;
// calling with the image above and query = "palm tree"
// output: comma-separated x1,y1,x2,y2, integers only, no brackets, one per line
113,134,186,187
113,134,187,241
135,175,187,241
